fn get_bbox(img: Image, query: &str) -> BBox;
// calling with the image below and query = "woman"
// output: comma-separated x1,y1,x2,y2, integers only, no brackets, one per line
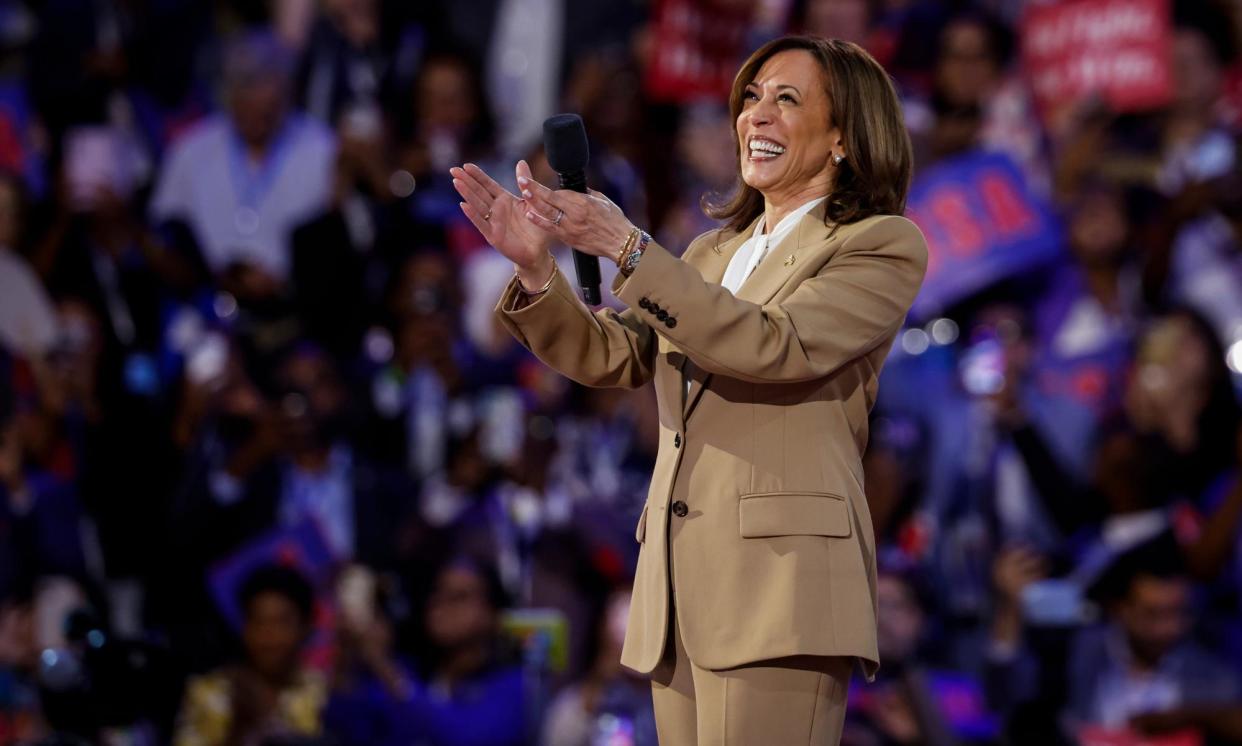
174,564,327,746
452,36,926,745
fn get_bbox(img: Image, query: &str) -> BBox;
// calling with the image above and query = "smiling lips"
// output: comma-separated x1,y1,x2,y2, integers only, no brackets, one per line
747,136,787,160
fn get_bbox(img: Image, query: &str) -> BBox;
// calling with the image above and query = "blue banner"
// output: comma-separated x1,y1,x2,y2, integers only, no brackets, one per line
906,151,1064,319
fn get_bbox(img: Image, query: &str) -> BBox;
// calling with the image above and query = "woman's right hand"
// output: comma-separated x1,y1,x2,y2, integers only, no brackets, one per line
451,161,555,281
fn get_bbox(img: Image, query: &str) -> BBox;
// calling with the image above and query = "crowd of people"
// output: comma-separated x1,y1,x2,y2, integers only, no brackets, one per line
1,0,1242,744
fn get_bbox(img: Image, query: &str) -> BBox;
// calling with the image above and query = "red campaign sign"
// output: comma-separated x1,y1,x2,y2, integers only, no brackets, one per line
643,0,753,103
1021,0,1172,116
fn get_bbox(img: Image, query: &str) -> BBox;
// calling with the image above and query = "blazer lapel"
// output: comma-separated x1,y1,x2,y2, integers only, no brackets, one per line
735,201,834,306
684,204,841,421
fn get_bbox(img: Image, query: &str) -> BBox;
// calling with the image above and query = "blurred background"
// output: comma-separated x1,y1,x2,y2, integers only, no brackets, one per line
2,0,1242,744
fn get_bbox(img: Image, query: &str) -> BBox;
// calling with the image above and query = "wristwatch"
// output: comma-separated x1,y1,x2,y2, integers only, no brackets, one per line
620,231,650,277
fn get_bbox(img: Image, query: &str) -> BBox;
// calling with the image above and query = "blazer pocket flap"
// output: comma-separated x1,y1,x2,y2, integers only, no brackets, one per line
738,492,851,538
635,503,649,543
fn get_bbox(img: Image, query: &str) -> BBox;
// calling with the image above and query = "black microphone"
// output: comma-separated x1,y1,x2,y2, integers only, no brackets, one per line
542,113,601,305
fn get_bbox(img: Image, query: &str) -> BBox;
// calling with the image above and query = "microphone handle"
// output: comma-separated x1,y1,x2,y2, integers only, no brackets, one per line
558,170,602,305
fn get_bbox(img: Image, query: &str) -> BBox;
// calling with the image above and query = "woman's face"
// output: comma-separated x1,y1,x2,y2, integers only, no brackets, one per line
242,592,307,679
425,565,495,649
736,50,840,203
936,20,999,108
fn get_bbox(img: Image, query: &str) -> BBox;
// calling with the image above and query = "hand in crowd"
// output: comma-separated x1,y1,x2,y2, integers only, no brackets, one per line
993,545,1047,607
990,545,1047,651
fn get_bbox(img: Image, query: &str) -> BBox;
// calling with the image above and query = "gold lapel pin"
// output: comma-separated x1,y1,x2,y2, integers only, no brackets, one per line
783,254,796,266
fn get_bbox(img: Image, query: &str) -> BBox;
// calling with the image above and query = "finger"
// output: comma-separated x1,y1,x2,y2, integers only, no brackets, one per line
451,176,494,217
458,202,494,239
462,163,506,199
517,173,569,215
516,159,535,185
452,166,504,206
523,203,566,235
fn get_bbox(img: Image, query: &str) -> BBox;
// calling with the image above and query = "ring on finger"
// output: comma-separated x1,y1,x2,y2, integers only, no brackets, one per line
483,210,492,221
553,208,564,226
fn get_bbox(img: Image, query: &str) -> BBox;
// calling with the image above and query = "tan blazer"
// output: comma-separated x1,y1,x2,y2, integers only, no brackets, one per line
495,202,928,680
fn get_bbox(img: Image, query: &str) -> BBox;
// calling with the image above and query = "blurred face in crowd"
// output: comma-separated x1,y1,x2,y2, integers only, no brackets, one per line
1069,188,1128,268
1117,574,1191,667
1171,29,1223,115
243,591,308,679
425,564,496,650
803,0,870,45
876,574,924,662
1130,315,1213,447
278,348,348,452
936,19,1000,108
230,75,290,149
417,58,477,136
325,0,378,46
737,50,841,205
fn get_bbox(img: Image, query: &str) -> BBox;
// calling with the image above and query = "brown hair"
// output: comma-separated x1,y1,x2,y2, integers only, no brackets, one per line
706,36,913,233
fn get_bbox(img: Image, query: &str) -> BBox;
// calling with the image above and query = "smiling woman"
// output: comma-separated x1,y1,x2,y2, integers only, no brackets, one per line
450,35,927,746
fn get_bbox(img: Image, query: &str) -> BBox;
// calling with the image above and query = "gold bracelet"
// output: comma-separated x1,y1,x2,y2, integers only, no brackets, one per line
616,228,642,269
517,264,557,297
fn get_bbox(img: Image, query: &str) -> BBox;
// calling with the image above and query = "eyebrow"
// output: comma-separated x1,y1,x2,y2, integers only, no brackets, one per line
746,82,802,95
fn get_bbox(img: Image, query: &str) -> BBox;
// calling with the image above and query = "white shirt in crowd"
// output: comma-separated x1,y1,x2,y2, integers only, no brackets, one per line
0,248,59,356
149,114,336,282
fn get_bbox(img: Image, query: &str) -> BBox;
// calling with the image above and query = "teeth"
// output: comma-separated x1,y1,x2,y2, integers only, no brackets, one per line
748,138,785,156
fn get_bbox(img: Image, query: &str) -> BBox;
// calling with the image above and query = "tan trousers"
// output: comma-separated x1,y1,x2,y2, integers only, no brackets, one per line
649,612,852,745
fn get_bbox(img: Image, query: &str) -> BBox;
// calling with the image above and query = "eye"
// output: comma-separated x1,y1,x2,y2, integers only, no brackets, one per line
778,93,796,103
743,89,759,102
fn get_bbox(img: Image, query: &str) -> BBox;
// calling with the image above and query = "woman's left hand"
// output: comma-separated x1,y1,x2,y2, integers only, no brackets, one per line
516,174,637,264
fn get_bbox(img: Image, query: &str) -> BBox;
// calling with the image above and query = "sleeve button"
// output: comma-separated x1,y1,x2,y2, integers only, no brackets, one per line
665,317,677,328
639,297,651,310
656,309,668,321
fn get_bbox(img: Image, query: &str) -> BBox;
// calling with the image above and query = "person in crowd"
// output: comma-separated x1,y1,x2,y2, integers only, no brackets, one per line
541,585,657,746
295,0,422,128
844,563,999,746
0,173,58,359
392,556,526,746
188,341,409,568
990,538,1240,741
903,10,1046,191
174,564,327,746
149,29,337,286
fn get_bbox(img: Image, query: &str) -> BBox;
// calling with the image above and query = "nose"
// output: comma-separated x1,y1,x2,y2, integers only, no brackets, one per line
748,98,775,127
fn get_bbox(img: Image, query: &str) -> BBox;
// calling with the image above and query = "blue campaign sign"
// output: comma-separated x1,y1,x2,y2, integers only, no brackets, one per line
905,151,1064,319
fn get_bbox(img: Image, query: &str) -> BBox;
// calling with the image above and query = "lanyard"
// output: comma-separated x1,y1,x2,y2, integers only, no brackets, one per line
227,119,297,234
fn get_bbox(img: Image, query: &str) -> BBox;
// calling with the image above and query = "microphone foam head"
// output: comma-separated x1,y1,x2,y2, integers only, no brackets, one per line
543,114,589,173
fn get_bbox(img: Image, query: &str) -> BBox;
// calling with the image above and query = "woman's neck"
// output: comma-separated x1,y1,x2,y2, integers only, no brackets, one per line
763,182,830,232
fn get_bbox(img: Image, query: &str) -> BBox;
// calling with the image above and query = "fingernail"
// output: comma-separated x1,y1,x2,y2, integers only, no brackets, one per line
517,176,529,186
522,190,532,198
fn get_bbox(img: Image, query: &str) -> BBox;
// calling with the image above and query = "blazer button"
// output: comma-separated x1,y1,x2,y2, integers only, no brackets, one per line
671,500,688,517
673,433,681,448
639,297,651,310
665,317,677,328
656,309,668,321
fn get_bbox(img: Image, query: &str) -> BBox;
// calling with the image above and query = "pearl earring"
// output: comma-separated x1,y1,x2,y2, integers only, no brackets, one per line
832,153,845,166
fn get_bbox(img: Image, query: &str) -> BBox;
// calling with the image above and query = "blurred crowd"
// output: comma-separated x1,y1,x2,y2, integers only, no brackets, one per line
2,0,1242,744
